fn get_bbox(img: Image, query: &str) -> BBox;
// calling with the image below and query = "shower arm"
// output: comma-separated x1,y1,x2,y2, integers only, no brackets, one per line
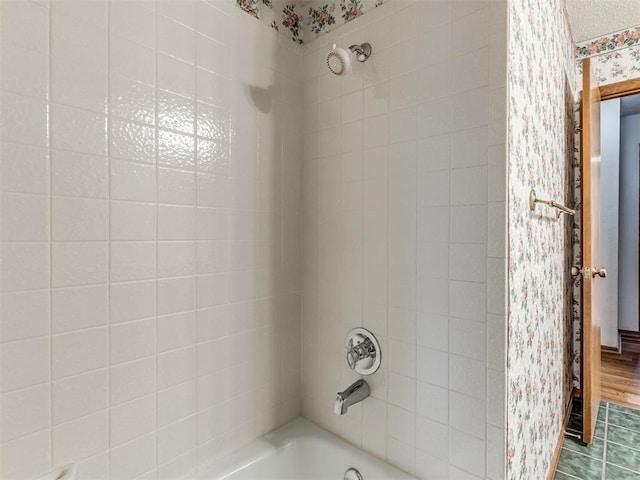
348,45,365,55
348,43,372,62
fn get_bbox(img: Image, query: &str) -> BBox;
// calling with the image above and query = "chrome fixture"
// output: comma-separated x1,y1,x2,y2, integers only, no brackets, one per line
529,189,575,218
334,378,370,415
344,467,364,480
348,43,372,62
326,43,372,76
345,328,381,375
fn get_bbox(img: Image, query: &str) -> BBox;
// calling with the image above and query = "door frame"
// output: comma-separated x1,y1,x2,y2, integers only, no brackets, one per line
599,78,640,101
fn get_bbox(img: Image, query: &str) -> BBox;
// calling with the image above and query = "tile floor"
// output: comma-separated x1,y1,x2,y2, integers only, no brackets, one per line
555,401,640,479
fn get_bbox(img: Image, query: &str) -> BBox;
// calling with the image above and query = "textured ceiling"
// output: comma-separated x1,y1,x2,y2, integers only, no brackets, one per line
296,0,640,43
566,0,640,42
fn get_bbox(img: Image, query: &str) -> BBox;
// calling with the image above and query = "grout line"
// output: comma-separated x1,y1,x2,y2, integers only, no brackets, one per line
604,437,640,453
410,61,418,463
555,467,583,480
383,42,391,461
1,332,55,347
601,402,608,480
154,0,160,470
604,461,640,475
194,0,201,461
105,1,112,477
47,0,54,472
557,441,598,461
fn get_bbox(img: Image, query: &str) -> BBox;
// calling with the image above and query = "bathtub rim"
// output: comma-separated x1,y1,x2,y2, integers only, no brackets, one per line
197,417,416,480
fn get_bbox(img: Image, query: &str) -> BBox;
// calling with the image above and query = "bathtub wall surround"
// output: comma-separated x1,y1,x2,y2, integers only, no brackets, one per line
2,1,591,480
301,1,508,478
507,0,576,478
0,1,303,478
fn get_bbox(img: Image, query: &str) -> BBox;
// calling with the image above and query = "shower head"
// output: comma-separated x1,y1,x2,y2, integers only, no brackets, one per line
326,43,372,76
327,45,352,76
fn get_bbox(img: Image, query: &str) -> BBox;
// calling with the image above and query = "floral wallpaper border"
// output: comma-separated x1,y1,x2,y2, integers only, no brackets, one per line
575,27,640,85
235,0,386,45
576,26,640,59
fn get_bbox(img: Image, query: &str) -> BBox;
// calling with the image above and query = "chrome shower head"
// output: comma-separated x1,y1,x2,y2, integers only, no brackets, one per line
327,45,351,76
326,43,372,76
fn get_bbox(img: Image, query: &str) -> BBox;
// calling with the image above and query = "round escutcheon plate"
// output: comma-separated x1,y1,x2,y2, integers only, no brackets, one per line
344,327,381,376
344,467,363,480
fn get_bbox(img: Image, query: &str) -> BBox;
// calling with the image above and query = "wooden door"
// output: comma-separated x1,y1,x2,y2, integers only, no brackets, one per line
581,57,603,444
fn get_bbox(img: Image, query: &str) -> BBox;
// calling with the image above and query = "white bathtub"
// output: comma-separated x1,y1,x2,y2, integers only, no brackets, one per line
201,418,416,480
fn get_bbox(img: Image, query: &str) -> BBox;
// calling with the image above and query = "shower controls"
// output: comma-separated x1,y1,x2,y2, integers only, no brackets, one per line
344,328,381,375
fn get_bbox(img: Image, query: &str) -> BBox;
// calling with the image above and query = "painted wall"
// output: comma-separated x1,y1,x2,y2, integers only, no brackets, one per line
0,1,303,478
600,98,621,347
300,1,507,479
619,113,640,332
507,0,576,478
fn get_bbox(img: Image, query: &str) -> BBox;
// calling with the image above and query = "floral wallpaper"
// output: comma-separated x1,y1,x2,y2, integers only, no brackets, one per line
571,25,640,389
307,2,336,35
234,0,385,45
576,26,640,85
236,0,306,44
507,0,576,478
303,0,384,42
571,103,582,390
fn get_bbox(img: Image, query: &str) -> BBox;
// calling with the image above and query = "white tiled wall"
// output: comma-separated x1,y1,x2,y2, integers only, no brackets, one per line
2,0,511,478
0,1,303,478
300,1,507,479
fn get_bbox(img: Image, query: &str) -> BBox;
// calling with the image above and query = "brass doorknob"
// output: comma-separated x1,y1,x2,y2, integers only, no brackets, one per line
594,267,607,278
571,266,607,278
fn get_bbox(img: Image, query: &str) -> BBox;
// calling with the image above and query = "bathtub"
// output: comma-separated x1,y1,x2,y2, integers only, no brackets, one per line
201,418,416,480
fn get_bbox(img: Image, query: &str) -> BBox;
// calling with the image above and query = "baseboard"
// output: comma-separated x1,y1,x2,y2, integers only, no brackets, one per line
546,389,578,480
620,330,640,355
601,345,619,354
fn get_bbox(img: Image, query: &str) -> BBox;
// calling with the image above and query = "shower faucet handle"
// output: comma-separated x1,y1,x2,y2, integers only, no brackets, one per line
346,338,375,370
344,328,381,375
